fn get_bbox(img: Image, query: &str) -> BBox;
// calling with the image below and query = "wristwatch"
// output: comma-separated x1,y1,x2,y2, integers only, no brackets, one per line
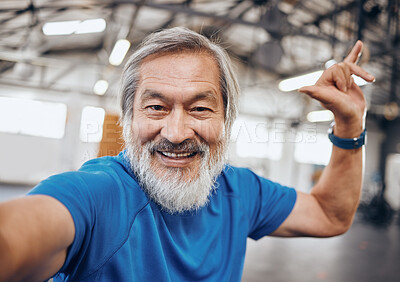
328,122,366,149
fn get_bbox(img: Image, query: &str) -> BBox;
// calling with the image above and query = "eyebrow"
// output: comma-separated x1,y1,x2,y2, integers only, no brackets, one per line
190,92,219,106
139,90,167,103
139,89,220,106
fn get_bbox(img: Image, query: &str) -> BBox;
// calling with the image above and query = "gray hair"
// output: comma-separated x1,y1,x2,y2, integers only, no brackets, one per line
120,27,239,142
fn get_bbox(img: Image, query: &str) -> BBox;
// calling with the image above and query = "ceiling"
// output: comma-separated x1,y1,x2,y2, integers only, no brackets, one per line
0,0,399,121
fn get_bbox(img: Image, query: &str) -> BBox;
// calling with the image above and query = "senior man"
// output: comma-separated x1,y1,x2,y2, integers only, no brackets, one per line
0,27,375,281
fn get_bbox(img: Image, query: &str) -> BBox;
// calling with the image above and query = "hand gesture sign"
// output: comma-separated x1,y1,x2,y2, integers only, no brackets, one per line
299,41,375,138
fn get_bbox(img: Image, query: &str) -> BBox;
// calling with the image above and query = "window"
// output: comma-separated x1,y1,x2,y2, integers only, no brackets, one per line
231,116,283,160
294,132,332,165
80,106,105,142
0,96,67,139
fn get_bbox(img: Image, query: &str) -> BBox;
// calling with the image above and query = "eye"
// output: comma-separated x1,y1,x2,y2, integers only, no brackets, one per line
147,105,165,111
192,107,212,112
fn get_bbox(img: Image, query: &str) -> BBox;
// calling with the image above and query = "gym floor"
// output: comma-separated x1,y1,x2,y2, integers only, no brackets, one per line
1,184,399,282
242,214,400,282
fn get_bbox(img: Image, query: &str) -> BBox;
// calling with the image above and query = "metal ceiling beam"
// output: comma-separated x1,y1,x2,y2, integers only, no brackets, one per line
0,3,33,26
115,0,342,45
306,0,358,26
126,0,148,40
44,63,79,88
0,50,106,68
115,0,263,29
357,0,365,40
0,76,93,95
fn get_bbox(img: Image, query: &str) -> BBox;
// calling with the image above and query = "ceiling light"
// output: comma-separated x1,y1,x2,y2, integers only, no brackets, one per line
307,110,334,123
75,19,106,34
279,70,323,92
352,75,369,86
93,80,109,95
42,18,106,36
325,59,337,69
43,20,80,36
279,71,371,92
109,39,131,66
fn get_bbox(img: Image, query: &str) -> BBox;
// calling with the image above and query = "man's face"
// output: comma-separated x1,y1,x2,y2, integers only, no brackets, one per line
126,52,227,213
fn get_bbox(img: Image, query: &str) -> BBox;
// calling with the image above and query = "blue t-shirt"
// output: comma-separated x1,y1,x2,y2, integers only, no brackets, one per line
28,151,296,281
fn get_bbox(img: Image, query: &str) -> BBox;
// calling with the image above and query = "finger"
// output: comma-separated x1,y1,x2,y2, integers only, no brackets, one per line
319,64,348,92
331,66,348,92
299,85,338,106
338,62,352,90
349,63,375,82
344,40,363,64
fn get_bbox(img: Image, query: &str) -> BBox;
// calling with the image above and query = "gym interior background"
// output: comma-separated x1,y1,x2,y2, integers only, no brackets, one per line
0,0,399,281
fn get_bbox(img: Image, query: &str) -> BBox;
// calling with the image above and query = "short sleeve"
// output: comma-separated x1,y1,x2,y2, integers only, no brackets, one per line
27,172,97,273
249,174,296,239
229,168,297,240
26,154,149,280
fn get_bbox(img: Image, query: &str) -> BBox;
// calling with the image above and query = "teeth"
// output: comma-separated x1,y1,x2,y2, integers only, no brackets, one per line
161,151,193,158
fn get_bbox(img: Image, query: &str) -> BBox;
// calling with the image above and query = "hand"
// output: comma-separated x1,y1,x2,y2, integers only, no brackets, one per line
299,41,375,138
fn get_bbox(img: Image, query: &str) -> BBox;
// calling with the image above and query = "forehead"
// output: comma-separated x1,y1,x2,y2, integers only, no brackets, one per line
137,51,221,95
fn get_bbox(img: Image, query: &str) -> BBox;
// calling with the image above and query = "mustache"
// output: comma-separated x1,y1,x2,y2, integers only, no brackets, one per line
149,138,208,154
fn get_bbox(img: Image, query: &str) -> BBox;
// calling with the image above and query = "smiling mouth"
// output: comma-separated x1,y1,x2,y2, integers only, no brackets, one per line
158,151,198,158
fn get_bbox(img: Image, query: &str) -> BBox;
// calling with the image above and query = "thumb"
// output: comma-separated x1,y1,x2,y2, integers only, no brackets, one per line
298,85,336,105
298,85,314,95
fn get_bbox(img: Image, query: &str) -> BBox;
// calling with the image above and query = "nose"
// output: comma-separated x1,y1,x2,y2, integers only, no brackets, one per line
160,109,195,144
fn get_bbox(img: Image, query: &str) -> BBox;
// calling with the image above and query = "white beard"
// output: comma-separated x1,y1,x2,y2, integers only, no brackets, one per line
125,137,226,214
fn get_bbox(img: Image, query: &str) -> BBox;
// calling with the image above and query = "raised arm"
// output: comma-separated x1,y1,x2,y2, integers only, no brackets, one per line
0,195,75,281
272,41,375,237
